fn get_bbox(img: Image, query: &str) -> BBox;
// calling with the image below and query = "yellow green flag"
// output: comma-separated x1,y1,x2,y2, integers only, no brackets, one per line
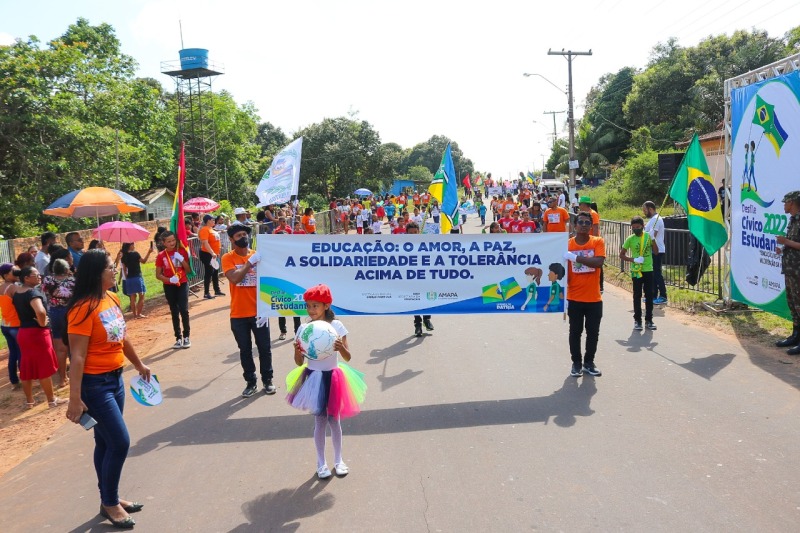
668,134,727,255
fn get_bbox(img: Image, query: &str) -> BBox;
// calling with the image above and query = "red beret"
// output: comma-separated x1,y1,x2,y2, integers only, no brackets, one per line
303,284,333,304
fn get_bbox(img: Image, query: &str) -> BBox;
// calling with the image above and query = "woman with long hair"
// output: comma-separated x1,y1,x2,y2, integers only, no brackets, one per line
12,266,64,409
65,249,151,529
42,257,75,387
154,231,191,349
121,242,153,319
198,215,224,299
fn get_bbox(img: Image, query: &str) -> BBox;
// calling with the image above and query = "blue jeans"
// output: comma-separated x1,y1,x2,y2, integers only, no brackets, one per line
1,325,21,384
230,317,273,385
653,253,667,299
81,370,129,507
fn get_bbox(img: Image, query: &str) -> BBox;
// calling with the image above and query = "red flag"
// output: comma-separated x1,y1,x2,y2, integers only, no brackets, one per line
462,173,471,189
169,142,194,275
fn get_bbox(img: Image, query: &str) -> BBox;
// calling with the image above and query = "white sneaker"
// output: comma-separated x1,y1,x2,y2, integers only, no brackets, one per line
172,339,183,349
182,337,191,349
317,465,332,479
334,462,349,476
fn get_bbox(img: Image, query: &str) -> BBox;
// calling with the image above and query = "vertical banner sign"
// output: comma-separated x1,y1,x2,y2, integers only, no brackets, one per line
256,137,303,206
256,233,568,316
730,70,800,318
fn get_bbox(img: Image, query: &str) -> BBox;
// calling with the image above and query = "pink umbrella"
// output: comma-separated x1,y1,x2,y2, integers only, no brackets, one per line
92,221,150,243
183,197,220,213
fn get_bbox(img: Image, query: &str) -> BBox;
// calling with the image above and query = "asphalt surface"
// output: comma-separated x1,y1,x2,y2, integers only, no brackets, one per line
2,219,800,532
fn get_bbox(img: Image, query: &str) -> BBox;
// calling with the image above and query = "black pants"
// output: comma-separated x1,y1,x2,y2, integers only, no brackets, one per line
632,271,654,323
414,315,431,325
199,250,220,295
279,316,301,334
567,300,603,366
163,282,190,340
653,253,667,300
230,317,273,385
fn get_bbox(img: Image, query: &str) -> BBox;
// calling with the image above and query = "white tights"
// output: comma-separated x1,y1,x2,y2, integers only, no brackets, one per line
314,414,343,468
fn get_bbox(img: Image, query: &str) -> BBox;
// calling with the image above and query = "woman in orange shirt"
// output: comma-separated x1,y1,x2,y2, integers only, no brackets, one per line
0,263,22,387
301,207,317,234
66,249,152,529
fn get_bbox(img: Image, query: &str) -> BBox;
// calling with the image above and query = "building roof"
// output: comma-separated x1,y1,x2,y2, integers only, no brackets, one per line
137,188,175,205
675,129,724,148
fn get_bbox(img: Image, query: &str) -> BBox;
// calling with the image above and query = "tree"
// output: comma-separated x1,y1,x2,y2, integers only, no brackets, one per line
584,67,635,164
404,135,474,177
407,165,433,183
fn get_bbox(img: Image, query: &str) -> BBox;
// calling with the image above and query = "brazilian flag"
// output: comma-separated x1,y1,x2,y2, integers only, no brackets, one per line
669,134,728,255
753,95,788,156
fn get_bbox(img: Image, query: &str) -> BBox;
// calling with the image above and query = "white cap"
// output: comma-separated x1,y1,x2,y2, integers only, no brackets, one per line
233,207,247,215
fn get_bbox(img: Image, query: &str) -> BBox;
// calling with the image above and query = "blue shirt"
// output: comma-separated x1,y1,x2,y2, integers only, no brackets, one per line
69,248,84,268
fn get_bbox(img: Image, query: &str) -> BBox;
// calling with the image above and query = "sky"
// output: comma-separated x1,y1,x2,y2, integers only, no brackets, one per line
2,0,799,180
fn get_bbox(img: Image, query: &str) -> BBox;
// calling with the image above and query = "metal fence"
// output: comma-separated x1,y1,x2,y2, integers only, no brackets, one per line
186,236,205,293
600,219,723,298
0,240,12,264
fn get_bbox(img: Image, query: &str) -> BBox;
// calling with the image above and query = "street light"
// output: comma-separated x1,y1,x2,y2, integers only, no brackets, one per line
523,73,567,95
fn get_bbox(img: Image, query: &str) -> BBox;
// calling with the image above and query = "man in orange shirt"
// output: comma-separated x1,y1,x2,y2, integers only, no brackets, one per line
222,225,275,398
412,191,421,208
564,211,606,377
543,197,570,233
500,193,517,216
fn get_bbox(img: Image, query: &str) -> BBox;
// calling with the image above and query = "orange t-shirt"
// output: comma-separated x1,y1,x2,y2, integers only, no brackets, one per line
0,292,21,328
544,207,570,232
566,236,605,303
198,226,221,255
67,292,126,374
501,200,517,214
589,209,601,236
300,215,316,234
221,250,258,318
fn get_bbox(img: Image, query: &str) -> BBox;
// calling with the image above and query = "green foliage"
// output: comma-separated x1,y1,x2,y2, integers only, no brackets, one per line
616,149,668,206
303,193,328,212
213,199,233,218
584,67,636,164
404,135,474,177
406,165,433,183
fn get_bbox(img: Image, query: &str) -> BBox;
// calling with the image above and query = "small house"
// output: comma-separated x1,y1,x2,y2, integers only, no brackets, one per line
133,188,175,222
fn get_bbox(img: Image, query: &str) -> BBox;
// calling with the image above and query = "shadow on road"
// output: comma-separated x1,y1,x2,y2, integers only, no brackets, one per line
129,376,598,456
367,334,426,391
229,477,335,532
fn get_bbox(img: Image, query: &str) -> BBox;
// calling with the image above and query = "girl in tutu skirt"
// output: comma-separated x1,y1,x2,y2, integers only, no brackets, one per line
286,284,366,479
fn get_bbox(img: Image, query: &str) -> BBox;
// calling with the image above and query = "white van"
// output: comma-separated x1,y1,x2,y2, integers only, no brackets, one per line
540,179,568,197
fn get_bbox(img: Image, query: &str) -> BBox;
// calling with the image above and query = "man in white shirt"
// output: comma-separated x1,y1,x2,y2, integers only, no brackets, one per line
35,232,57,273
643,201,667,304
558,190,567,208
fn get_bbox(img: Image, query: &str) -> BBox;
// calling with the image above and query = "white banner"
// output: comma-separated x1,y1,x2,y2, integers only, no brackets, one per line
730,71,800,319
256,137,303,206
256,233,568,316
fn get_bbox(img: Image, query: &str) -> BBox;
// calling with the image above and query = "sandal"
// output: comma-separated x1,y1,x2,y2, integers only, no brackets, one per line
48,398,67,408
25,401,35,410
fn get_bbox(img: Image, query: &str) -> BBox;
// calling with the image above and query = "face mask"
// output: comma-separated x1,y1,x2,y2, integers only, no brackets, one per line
234,237,249,248
633,228,643,236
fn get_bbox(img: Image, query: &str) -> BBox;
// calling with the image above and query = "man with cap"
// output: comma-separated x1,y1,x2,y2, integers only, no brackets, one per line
775,191,800,354
231,207,249,227
221,224,276,397
578,196,600,237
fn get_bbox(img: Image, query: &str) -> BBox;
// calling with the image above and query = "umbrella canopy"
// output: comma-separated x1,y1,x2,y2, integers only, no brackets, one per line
92,221,150,243
43,187,145,219
354,188,372,196
183,197,220,213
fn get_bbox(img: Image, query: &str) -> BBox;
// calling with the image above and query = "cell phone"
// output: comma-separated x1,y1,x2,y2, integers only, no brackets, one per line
79,412,97,430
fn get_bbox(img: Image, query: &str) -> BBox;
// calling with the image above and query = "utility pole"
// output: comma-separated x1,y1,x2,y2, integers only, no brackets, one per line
548,49,592,190
542,110,565,149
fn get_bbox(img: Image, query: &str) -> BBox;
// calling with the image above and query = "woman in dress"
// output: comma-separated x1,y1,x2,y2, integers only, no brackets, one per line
12,266,64,409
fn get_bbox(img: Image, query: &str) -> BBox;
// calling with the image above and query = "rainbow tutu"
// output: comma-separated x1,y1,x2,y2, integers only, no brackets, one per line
285,362,367,418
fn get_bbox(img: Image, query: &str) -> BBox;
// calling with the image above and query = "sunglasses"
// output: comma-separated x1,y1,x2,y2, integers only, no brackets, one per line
575,220,593,226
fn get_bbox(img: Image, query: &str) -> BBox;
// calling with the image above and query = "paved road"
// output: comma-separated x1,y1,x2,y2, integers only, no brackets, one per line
2,218,800,532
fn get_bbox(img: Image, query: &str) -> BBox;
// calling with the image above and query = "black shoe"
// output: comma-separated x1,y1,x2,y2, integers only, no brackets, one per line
414,324,423,337
423,318,434,331
100,506,135,529
203,293,214,300
645,321,657,330
787,345,800,356
633,321,643,331
570,363,583,377
214,291,226,296
583,364,602,377
263,380,276,395
122,502,144,513
242,383,258,398
776,327,799,347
